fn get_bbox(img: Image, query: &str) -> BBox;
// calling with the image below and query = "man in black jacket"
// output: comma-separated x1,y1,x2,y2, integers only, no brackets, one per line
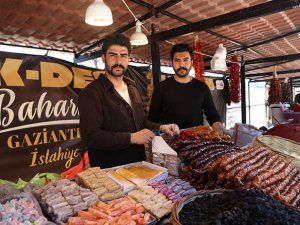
78,34,179,168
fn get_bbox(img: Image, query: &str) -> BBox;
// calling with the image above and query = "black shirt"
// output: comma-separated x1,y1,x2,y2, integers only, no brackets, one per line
148,76,221,129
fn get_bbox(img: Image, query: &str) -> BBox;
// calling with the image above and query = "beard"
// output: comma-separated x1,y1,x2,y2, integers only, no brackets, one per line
174,65,192,77
105,63,127,77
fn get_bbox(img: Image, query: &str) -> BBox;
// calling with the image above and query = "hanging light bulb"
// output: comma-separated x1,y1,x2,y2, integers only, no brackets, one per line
130,20,148,46
85,0,113,26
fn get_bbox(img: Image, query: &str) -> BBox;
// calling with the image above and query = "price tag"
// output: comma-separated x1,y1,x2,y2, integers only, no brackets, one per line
216,80,224,90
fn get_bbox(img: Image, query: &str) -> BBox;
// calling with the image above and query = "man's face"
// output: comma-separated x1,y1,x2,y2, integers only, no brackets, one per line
172,51,192,78
102,45,129,77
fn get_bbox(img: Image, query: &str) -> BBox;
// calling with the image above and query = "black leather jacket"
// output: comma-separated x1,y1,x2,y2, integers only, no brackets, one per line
78,74,160,168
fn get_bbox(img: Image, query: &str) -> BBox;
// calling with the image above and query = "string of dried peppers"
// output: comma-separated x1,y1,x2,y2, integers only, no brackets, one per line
193,38,205,81
229,54,240,103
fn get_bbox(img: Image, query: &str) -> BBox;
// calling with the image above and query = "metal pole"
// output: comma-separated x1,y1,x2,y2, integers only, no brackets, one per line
248,80,251,124
241,56,246,123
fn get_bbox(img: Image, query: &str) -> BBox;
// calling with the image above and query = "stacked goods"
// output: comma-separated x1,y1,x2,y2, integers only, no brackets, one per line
149,176,196,203
33,179,98,223
166,127,240,189
128,184,173,218
0,193,49,225
66,196,154,225
206,146,300,207
179,126,231,141
176,189,300,225
169,137,240,189
76,167,123,201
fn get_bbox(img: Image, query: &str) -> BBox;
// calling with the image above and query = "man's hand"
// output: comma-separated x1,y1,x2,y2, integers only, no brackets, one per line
160,124,180,136
211,122,224,136
131,129,155,145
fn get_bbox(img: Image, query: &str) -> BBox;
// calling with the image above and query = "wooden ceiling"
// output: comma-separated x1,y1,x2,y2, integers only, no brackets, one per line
1,0,300,83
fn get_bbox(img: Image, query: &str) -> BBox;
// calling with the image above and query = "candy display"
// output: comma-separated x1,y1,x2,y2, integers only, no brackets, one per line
149,176,196,203
66,196,154,225
76,167,123,201
178,189,300,225
128,185,173,218
0,193,49,225
33,179,98,223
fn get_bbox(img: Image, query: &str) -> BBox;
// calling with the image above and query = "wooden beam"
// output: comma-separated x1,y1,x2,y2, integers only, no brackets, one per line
152,0,300,41
245,53,300,65
151,24,161,88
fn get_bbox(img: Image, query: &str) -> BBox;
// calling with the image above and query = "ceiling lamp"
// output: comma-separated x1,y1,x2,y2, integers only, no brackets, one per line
130,20,148,46
85,0,113,26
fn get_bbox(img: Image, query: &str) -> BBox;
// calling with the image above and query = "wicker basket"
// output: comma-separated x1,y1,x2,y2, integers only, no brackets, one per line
171,189,230,225
256,135,300,167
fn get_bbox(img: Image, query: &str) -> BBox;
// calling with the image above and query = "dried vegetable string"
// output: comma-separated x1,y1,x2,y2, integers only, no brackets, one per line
193,37,205,81
268,77,282,105
229,54,240,103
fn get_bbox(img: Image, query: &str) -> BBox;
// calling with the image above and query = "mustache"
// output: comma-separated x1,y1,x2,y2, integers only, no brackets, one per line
176,67,188,72
112,64,125,70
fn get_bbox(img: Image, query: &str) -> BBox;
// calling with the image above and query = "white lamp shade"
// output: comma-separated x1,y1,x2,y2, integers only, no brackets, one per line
130,20,148,46
85,0,113,26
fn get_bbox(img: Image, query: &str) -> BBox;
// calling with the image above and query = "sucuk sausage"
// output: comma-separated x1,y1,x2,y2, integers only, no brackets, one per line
219,147,256,169
267,167,298,198
251,159,286,189
199,148,239,171
223,147,267,172
281,179,300,204
245,155,277,181
192,145,229,168
261,162,295,189
234,152,269,184
282,173,300,195
224,148,269,181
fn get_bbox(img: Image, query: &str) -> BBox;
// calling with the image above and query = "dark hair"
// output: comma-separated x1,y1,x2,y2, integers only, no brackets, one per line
295,93,300,104
170,43,194,60
102,33,132,55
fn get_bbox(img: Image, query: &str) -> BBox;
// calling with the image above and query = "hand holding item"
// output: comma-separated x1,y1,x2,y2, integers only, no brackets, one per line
211,121,224,136
131,129,155,145
160,124,180,136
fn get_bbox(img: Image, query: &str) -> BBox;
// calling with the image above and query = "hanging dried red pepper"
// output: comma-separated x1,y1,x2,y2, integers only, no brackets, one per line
193,37,205,81
229,54,240,103
268,78,282,105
